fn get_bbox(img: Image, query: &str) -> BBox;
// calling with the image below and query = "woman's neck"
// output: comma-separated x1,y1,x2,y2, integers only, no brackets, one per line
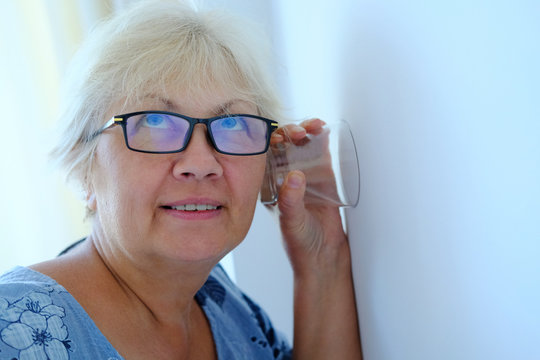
30,236,218,359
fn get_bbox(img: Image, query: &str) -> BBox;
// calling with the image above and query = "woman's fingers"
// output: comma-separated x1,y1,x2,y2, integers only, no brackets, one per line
277,171,309,241
270,118,326,145
271,124,306,144
299,118,326,135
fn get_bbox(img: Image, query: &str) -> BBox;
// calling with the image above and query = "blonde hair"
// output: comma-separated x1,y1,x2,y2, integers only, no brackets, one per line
52,0,282,191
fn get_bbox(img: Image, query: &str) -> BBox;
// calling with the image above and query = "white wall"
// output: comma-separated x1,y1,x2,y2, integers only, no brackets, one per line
236,0,540,359
341,1,540,359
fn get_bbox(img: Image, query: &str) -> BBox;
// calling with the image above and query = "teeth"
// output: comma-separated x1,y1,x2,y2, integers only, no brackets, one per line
170,204,218,211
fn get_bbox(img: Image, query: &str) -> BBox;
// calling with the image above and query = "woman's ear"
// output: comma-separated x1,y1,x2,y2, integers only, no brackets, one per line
85,179,97,212
86,192,97,212
83,167,97,218
85,190,97,219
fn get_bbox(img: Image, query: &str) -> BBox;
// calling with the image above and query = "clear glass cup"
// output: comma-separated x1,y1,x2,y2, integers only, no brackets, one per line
260,120,360,207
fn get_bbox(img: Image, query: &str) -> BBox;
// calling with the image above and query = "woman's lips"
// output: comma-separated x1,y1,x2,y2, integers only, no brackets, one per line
161,206,222,220
160,199,223,220
163,204,219,211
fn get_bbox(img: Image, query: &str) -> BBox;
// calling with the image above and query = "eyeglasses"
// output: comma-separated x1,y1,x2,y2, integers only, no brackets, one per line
91,111,279,156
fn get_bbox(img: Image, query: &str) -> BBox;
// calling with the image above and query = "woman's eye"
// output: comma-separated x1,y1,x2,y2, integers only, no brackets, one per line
218,117,244,130
142,114,168,128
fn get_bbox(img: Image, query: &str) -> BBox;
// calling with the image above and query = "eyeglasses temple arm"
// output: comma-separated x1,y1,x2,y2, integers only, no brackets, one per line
87,117,122,142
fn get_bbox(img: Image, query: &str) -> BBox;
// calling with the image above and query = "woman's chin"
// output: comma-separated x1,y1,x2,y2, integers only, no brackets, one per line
153,239,231,266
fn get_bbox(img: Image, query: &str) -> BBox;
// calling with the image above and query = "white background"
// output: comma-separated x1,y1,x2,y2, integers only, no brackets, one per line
2,1,539,359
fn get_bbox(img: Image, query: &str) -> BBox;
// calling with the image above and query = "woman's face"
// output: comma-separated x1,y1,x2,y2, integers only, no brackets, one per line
88,88,267,266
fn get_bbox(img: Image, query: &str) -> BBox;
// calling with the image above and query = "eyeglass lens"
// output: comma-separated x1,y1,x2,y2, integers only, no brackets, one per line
124,113,269,154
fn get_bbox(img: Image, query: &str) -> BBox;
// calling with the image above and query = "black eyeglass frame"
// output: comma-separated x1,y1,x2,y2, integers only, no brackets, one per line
91,110,279,156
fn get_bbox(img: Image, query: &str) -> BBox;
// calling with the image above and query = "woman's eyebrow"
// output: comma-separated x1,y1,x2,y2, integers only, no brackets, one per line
212,99,251,115
140,94,177,110
139,96,252,115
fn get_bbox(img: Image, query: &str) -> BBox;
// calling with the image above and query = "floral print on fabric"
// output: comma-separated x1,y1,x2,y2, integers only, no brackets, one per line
0,290,71,360
242,294,291,359
196,275,227,308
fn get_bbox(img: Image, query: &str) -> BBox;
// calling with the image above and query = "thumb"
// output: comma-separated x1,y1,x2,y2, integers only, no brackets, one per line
278,170,307,236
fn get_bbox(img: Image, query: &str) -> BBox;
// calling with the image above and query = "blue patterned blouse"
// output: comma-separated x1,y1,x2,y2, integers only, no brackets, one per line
0,265,292,360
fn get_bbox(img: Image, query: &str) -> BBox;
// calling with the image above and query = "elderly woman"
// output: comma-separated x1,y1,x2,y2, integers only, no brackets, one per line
0,1,361,359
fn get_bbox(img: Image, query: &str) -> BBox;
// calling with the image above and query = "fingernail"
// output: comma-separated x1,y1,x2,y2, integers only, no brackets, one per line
293,125,307,134
288,173,303,189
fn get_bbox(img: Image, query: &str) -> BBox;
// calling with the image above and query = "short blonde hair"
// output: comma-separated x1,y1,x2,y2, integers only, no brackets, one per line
52,0,282,191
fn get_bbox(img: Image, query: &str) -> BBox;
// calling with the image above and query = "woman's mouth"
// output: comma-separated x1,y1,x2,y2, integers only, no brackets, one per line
163,204,221,211
161,202,223,220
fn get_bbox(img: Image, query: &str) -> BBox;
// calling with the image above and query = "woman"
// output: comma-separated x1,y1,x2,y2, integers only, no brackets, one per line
0,1,361,359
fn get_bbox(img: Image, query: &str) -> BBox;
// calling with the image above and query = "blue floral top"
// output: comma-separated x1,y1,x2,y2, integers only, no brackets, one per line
0,265,292,360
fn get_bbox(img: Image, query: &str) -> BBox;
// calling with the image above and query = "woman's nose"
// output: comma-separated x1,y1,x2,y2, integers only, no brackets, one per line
172,124,223,181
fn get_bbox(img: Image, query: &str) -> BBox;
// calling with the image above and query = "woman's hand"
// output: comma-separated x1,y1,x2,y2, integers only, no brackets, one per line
270,118,362,360
270,118,348,276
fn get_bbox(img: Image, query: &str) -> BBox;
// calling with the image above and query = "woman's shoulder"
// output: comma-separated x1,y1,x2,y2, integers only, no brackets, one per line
0,267,73,331
0,266,123,359
0,267,73,358
0,265,80,312
0,266,63,298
